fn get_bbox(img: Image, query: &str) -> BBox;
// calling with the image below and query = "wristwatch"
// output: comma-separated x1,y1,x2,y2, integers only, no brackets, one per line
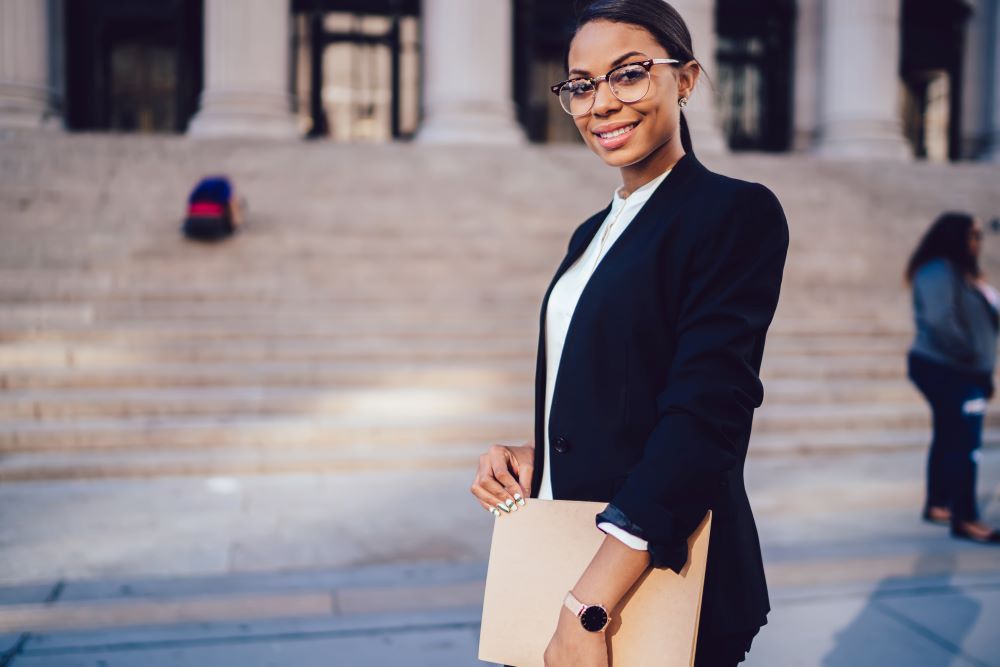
563,590,611,632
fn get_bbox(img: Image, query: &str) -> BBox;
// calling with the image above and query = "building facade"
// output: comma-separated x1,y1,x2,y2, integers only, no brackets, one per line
1,0,998,161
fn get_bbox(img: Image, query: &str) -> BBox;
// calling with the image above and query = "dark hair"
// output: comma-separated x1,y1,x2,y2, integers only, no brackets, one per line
904,211,980,285
568,0,708,156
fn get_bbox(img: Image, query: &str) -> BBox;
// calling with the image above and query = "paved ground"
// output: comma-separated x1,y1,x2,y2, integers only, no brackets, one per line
1,448,998,666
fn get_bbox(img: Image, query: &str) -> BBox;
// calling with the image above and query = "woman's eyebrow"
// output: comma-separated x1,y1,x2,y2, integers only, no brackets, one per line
568,50,649,77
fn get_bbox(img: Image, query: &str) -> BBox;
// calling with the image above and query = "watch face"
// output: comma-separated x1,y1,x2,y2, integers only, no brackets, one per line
580,605,609,632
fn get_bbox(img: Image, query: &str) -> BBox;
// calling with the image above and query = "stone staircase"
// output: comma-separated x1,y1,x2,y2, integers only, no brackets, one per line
2,131,999,481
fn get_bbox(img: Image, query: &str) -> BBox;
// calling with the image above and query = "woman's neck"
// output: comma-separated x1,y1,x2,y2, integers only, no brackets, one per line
618,137,685,198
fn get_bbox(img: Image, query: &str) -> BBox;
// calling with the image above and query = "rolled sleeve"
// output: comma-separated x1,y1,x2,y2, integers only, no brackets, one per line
596,503,649,550
609,183,789,572
598,522,650,550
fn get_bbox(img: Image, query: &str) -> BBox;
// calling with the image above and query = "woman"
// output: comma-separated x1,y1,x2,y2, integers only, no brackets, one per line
469,1,788,665
906,212,1000,544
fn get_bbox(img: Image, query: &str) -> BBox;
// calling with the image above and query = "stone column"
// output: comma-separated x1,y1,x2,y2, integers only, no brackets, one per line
667,0,728,154
0,0,61,129
791,0,821,152
983,0,1000,162
188,0,298,139
814,0,911,160
416,0,524,144
959,0,988,158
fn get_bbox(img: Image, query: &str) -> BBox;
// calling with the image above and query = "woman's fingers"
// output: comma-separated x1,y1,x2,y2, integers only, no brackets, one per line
510,444,535,499
489,445,527,510
471,450,512,515
470,444,526,516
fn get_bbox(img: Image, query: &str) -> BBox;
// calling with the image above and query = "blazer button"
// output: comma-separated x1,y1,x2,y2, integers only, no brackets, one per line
554,436,571,454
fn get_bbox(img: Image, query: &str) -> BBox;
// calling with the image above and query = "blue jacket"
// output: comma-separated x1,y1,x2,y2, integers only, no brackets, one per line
529,152,789,637
909,257,998,375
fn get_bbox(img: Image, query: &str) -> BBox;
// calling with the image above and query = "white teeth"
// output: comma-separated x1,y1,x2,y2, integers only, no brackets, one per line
598,123,636,139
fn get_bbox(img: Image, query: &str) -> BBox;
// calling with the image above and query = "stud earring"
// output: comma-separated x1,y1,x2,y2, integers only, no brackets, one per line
678,97,688,108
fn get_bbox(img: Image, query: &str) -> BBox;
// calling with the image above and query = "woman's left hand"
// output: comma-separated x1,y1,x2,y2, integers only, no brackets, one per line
543,604,609,667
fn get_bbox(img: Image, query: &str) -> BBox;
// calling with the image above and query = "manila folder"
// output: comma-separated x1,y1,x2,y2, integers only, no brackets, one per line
478,500,712,667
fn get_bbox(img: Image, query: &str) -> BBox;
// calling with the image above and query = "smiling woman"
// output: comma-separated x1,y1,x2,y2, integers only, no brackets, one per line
557,4,702,197
470,2,789,666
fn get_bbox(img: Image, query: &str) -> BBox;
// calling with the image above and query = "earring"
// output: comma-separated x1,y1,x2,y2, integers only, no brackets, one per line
678,97,688,108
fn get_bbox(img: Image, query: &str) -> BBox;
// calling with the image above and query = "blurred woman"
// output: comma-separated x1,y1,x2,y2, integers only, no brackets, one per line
906,212,1000,544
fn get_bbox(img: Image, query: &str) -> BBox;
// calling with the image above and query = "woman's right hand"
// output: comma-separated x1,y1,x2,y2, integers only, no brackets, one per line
470,441,534,515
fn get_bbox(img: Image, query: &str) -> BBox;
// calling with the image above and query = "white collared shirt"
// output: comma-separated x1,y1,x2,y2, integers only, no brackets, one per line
537,166,674,550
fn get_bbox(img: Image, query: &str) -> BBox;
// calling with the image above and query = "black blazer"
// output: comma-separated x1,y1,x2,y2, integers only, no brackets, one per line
528,151,789,637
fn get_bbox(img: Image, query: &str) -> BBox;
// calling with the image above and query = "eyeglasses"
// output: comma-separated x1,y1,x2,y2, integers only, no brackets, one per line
550,58,680,116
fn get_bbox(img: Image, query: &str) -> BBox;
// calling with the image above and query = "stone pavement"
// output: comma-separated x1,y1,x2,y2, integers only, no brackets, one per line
1,568,998,666
1,448,998,666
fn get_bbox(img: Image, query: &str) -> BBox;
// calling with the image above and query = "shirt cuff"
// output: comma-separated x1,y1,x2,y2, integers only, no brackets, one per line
597,521,649,550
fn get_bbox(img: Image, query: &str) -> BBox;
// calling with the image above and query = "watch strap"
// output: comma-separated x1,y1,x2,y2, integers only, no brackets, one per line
563,590,586,617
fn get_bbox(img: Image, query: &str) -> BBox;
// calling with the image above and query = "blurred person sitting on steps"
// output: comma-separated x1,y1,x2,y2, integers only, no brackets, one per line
182,176,246,241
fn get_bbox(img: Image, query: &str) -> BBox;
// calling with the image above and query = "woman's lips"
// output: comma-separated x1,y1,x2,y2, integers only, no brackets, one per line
594,121,639,150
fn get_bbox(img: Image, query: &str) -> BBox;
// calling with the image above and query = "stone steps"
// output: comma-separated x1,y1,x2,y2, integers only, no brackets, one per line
0,385,533,420
0,315,916,339
0,338,916,367
0,366,943,397
0,352,913,378
2,133,999,481
0,444,488,482
0,412,529,453
0,325,914,347
764,378,931,403
0,376,954,422
0,361,536,390
0,400,993,452
1,430,996,483
0,339,537,367
0,383,948,418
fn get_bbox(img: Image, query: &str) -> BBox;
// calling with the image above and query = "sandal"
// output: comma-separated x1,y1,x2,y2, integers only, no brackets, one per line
922,505,951,525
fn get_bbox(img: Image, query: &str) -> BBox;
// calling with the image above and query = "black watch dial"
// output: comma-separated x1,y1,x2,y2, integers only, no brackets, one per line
580,605,609,632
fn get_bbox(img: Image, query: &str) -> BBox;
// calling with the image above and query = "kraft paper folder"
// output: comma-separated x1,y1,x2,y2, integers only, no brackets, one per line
479,500,712,667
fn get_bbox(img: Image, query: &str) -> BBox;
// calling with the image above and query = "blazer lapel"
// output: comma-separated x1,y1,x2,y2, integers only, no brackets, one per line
540,151,707,339
530,151,708,497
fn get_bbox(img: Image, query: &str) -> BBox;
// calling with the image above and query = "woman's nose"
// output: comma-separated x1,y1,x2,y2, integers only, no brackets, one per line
591,81,621,116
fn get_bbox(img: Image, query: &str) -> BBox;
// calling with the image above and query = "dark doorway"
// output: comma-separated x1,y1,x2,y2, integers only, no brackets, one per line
900,0,972,161
292,0,420,140
715,0,795,152
65,0,202,133
512,0,578,143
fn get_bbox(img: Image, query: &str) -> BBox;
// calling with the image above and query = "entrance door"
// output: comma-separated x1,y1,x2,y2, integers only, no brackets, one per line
715,0,795,152
900,0,971,161
109,40,178,132
292,0,421,141
64,0,202,133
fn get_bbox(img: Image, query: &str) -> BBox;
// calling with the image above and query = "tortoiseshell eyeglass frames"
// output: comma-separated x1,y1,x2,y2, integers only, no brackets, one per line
550,58,680,116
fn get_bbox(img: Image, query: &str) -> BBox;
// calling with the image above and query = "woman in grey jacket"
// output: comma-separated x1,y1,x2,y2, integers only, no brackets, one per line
906,212,1000,544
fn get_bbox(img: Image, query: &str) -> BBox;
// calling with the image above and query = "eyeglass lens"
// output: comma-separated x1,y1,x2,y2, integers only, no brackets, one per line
559,64,651,115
